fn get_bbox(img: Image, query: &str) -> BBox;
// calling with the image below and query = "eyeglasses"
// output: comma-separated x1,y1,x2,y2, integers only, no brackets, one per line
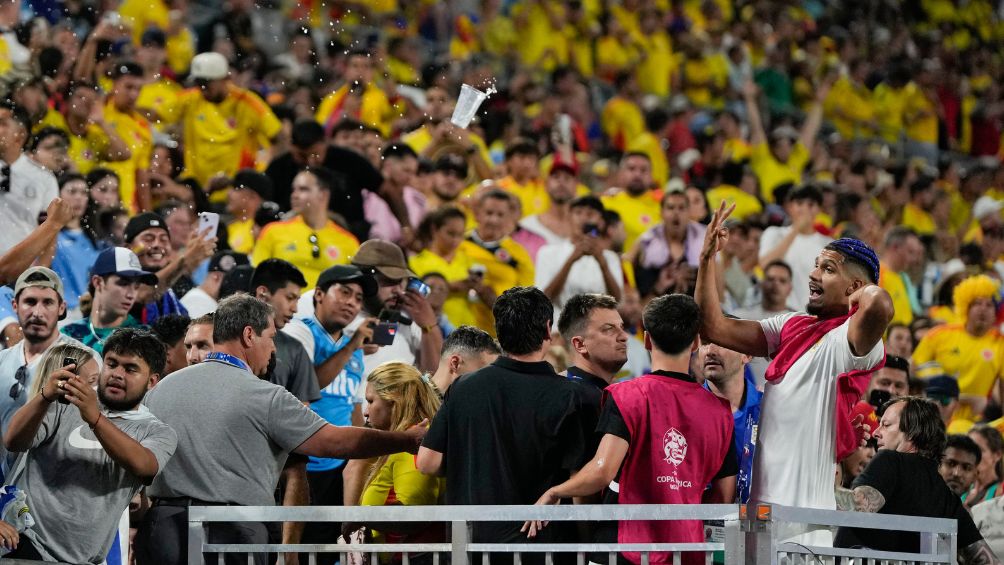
9,365,27,399
308,233,320,259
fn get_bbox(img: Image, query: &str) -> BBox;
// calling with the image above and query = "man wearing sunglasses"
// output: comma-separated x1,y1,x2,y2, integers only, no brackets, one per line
252,167,360,289
0,267,98,480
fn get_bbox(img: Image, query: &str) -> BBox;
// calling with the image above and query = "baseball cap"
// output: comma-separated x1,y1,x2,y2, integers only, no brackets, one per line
140,28,167,48
14,266,63,299
316,265,377,297
924,375,960,400
973,196,1003,221
90,247,158,285
208,250,250,274
254,201,283,228
849,401,879,446
190,52,229,81
549,157,578,177
434,154,468,178
233,169,274,201
351,240,413,280
124,212,168,244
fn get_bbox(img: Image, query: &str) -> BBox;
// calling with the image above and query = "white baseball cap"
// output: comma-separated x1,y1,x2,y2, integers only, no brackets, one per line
973,195,1003,221
190,52,229,81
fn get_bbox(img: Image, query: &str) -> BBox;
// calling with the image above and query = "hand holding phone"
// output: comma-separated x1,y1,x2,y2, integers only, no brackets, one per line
198,212,220,241
58,357,76,404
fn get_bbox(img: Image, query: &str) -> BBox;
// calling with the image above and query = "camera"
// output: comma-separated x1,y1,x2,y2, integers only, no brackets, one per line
583,223,601,237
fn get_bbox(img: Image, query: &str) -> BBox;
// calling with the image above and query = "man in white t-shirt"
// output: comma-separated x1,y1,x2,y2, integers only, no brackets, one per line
759,185,832,310
520,161,578,246
0,101,60,255
535,196,624,320
697,201,892,517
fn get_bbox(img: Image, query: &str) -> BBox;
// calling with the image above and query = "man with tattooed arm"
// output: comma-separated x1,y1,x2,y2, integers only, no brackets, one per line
834,397,999,564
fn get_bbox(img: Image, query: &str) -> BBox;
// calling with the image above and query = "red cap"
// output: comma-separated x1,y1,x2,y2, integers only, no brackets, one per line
849,401,879,446
549,157,578,176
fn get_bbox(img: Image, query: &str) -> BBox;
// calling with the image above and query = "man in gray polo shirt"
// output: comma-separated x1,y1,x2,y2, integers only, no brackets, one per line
135,294,427,565
3,328,177,563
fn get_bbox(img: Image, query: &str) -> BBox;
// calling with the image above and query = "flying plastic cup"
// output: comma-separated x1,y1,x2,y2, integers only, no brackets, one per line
450,84,490,128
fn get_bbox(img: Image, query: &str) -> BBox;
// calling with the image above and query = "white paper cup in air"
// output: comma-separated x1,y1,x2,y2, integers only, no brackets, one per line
450,84,489,128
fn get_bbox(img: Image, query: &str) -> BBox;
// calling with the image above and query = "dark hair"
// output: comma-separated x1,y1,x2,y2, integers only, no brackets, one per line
382,143,418,161
301,166,344,194
152,314,192,348
885,226,920,248
86,167,119,188
884,355,911,377
219,265,255,300
970,424,1004,479
416,206,467,246
642,294,702,355
29,127,69,152
103,328,167,377
909,176,935,197
476,188,515,209
0,100,31,132
492,286,553,356
213,293,273,344
787,184,823,206
763,259,793,279
621,151,651,165
945,434,982,465
58,172,87,189
66,81,98,99
441,325,502,358
558,293,619,340
885,396,946,460
569,195,605,215
110,61,144,80
291,119,325,149
505,139,539,160
155,199,194,223
251,259,308,294
330,119,366,137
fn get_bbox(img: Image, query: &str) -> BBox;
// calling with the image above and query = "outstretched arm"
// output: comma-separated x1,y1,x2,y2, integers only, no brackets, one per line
695,201,769,357
799,79,832,151
742,80,766,146
847,284,894,357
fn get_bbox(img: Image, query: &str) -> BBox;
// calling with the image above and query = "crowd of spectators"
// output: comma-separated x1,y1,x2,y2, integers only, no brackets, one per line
2,0,1004,562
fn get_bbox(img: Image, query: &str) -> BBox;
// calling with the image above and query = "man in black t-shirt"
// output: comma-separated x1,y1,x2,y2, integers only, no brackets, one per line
834,397,998,564
417,286,597,549
557,293,630,409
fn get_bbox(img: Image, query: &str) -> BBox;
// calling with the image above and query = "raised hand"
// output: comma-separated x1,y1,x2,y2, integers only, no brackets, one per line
700,200,736,263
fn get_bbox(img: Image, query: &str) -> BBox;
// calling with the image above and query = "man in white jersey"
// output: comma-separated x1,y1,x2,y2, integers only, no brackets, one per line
696,202,892,527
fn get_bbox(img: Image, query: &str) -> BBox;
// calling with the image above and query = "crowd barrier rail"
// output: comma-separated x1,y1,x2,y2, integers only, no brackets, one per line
186,503,959,565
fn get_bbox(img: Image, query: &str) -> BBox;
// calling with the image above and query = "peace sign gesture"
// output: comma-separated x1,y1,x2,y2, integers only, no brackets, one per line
700,200,736,264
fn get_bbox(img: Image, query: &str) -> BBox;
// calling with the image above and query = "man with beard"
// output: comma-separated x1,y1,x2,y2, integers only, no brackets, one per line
521,161,579,245
281,265,379,562
0,267,99,475
62,247,160,353
3,329,177,563
137,294,426,565
699,325,761,503
696,201,892,542
601,152,659,251
123,212,216,324
161,52,282,193
315,49,395,138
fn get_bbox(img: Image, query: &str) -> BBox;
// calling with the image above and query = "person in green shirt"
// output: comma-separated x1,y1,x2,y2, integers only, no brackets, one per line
61,247,156,352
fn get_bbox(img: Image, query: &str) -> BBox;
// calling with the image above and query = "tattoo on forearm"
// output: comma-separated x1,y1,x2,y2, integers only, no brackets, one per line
851,486,885,513
834,487,854,511
959,540,1001,565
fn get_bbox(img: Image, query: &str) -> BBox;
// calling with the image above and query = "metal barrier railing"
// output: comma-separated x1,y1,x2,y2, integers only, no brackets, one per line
188,504,741,565
186,503,959,565
744,504,958,565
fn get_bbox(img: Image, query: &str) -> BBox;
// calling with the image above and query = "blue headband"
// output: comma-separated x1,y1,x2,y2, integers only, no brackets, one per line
826,238,880,283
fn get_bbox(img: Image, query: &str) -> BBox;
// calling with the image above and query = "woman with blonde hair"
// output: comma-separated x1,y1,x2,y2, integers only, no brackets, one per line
351,361,443,564
28,343,99,399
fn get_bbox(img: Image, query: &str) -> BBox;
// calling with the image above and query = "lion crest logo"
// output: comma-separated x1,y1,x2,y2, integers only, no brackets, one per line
663,428,688,466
